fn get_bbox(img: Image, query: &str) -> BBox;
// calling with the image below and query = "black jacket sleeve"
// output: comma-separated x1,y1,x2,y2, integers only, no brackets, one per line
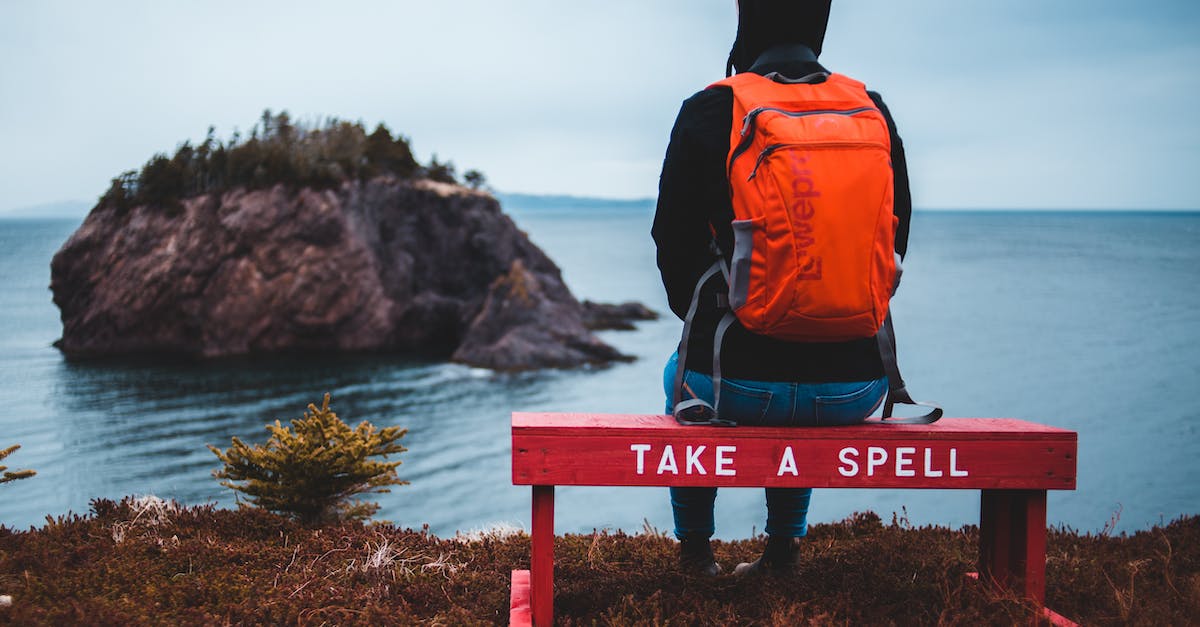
868,90,912,259
651,87,733,320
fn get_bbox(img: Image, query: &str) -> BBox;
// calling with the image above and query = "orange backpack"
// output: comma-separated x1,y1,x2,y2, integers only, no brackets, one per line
672,71,940,425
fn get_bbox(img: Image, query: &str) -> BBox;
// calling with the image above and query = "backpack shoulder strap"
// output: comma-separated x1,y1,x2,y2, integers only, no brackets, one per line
875,312,942,424
672,260,736,426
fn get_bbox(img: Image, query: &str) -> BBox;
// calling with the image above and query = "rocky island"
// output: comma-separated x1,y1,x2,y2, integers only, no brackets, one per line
50,112,655,369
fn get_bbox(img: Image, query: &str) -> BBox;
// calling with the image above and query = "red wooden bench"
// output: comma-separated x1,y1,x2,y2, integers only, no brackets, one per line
509,412,1077,626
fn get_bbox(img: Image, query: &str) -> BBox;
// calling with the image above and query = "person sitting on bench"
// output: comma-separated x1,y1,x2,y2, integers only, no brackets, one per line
651,0,919,576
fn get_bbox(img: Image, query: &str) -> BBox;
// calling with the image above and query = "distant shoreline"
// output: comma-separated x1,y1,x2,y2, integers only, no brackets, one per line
4,195,1197,221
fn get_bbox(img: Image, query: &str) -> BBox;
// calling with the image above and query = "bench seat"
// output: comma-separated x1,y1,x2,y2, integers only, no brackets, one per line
510,412,1078,626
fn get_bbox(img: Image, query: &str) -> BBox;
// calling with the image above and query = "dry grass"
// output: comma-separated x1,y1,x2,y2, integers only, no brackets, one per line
0,498,1195,625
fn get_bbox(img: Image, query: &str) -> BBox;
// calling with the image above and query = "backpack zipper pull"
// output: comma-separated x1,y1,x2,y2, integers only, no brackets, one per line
748,144,783,181
740,108,764,136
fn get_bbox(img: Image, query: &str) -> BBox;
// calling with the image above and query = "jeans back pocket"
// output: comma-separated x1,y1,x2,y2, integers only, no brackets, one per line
717,378,774,425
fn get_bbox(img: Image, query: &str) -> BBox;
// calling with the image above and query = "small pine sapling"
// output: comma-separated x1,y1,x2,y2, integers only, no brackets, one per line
209,394,407,524
0,444,35,484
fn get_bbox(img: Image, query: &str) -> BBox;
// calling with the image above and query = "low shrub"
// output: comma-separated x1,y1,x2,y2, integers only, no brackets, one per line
208,394,407,524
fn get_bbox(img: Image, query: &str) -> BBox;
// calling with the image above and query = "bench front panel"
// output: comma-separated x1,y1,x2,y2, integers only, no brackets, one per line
512,413,1076,490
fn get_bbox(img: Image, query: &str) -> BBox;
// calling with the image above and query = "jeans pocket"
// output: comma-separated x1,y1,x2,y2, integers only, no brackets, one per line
814,378,886,426
718,378,773,425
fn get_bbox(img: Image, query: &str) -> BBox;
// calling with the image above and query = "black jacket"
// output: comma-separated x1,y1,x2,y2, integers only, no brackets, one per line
652,57,913,382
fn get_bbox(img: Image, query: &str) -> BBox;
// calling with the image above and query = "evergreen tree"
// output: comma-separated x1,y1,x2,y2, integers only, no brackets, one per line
425,154,458,184
138,153,186,212
208,394,407,524
463,169,487,190
365,123,418,178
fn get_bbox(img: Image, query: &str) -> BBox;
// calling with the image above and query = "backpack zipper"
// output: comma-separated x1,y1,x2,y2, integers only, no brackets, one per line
730,106,879,169
747,140,886,181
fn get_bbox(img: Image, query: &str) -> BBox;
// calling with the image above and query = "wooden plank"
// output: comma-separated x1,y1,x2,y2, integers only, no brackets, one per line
1020,490,1048,604
979,489,1048,603
1043,607,1080,627
979,490,1014,589
530,486,554,627
513,413,1076,440
509,570,532,627
513,433,1076,489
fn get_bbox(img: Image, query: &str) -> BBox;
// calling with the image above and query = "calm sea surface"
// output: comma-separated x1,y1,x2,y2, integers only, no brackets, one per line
1,207,1197,538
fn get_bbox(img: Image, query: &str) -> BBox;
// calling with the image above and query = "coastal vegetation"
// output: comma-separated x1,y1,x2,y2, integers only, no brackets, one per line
208,394,408,525
0,445,34,484
98,110,487,213
0,501,1194,625
0,396,1194,623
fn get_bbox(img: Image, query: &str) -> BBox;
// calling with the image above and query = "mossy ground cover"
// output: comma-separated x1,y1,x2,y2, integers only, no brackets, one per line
1,499,1195,625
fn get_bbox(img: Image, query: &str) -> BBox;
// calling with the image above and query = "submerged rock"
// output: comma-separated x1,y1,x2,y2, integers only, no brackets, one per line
49,177,649,370
582,300,660,331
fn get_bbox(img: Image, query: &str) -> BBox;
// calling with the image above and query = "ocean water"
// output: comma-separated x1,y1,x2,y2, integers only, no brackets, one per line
1,207,1197,538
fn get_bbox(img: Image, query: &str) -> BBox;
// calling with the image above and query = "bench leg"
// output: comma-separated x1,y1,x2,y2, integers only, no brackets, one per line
531,485,555,626
979,489,1047,604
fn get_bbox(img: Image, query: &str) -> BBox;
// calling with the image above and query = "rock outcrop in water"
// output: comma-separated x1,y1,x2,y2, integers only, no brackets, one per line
49,177,653,369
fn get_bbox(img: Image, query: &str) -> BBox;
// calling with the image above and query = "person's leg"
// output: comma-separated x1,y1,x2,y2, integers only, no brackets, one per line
758,376,887,537
764,487,812,538
670,485,721,575
663,352,721,539
664,359,888,574
729,487,811,575
670,486,718,539
736,376,887,575
663,353,722,574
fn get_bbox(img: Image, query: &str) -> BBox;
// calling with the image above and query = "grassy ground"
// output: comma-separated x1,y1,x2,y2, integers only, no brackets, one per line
0,498,1195,625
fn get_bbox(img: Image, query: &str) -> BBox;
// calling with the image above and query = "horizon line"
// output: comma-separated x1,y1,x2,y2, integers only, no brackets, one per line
2,195,1197,218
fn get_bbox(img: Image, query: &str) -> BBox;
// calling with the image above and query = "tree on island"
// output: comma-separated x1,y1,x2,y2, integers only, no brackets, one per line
101,110,484,214
463,169,488,190
423,153,457,185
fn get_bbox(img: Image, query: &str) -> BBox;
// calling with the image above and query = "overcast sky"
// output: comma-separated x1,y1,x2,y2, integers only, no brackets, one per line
2,0,1198,214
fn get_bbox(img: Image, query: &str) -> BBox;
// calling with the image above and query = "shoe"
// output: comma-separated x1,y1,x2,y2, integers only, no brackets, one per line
733,535,800,576
679,536,723,577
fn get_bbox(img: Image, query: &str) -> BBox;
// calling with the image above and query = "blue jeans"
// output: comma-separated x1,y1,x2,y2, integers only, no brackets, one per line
663,352,887,539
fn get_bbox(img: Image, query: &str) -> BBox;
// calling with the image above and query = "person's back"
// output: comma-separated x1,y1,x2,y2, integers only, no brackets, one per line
651,0,915,575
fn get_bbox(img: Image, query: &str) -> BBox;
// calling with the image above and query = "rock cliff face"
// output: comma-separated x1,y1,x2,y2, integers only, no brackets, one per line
50,178,651,369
